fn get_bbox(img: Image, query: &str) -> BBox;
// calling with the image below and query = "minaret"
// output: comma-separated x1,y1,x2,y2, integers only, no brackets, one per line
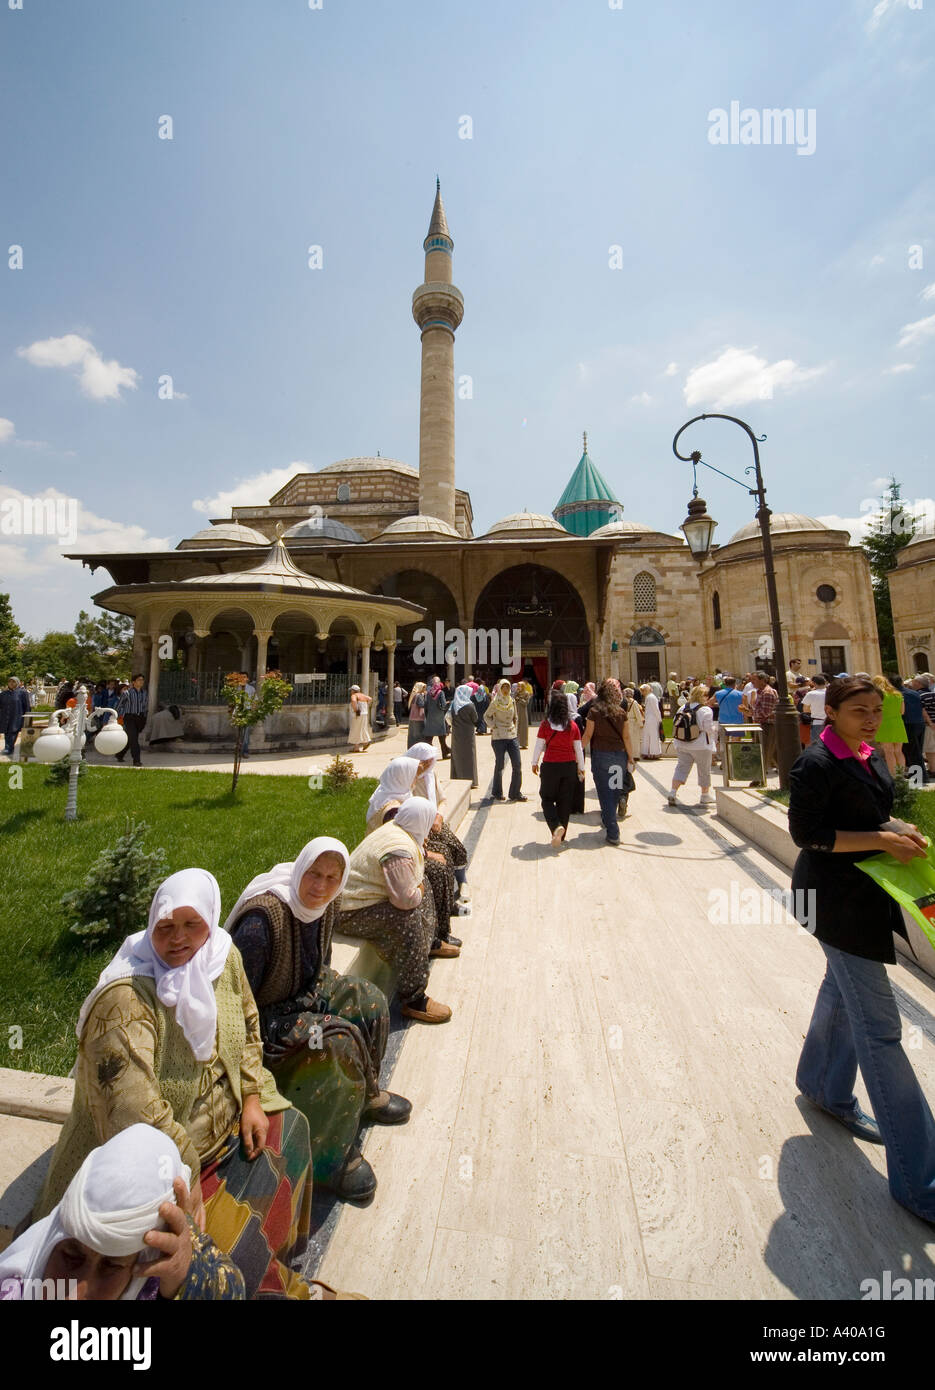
412,179,464,529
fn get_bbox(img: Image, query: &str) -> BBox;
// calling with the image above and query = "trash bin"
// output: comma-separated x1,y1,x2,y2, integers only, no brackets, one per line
720,723,766,787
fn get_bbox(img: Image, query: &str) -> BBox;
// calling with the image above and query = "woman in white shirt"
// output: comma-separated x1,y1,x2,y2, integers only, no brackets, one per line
801,675,827,744
667,684,715,807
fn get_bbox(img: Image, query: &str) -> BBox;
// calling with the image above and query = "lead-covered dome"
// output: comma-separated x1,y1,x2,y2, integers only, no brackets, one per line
376,514,460,540
727,513,832,544
588,518,658,538
177,523,269,549
484,511,568,537
283,517,365,543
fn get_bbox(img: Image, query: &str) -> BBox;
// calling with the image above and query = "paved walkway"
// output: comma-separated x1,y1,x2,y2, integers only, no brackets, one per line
314,733,935,1300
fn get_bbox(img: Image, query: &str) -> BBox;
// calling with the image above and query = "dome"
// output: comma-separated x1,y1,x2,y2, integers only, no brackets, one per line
177,523,269,549
283,517,365,543
726,513,833,545
484,511,568,537
588,519,658,538
317,456,418,478
376,514,460,540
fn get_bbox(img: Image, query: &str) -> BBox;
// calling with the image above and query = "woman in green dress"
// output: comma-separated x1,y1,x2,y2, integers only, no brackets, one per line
872,674,907,774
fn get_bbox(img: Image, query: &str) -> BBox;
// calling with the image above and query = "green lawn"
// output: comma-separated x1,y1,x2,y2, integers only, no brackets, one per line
764,787,935,840
0,766,376,1077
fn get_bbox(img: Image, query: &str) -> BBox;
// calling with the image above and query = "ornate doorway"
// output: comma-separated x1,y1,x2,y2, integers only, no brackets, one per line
473,564,589,685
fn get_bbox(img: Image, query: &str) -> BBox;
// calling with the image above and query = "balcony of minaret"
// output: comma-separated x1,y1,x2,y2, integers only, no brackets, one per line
412,282,464,336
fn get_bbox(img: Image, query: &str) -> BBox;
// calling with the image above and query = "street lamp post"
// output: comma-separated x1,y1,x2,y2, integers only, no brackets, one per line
672,412,800,790
33,683,128,820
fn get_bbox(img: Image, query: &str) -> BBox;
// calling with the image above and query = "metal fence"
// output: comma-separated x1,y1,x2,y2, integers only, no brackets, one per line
157,671,352,707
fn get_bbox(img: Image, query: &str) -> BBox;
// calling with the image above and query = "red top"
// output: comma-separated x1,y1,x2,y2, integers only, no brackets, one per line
536,720,581,763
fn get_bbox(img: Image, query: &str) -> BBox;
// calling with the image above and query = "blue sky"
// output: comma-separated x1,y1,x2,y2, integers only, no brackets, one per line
2,0,933,636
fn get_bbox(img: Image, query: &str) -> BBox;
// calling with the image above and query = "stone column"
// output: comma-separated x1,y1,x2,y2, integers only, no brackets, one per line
254,629,272,682
384,640,397,726
544,639,553,691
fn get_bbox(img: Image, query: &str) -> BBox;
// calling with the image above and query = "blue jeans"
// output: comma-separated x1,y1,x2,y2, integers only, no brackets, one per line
797,942,935,1220
491,737,522,799
591,749,627,842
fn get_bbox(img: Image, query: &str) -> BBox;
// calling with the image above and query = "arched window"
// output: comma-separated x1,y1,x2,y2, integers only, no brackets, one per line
633,571,656,613
713,590,722,630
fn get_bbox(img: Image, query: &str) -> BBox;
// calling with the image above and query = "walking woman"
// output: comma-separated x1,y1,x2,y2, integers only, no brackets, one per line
791,676,935,1223
624,685,643,763
226,838,411,1205
407,681,427,748
640,683,663,759
514,678,533,749
35,869,328,1300
338,799,454,1024
532,690,585,848
872,674,907,774
487,678,526,802
472,681,491,734
449,682,479,786
348,684,372,753
581,679,634,844
422,675,450,758
667,683,715,808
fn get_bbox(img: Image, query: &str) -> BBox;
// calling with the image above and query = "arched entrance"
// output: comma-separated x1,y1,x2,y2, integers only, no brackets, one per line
473,564,589,695
629,626,666,686
376,570,459,687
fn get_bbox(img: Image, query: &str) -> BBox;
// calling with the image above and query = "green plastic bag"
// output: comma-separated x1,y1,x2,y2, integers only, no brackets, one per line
857,842,935,949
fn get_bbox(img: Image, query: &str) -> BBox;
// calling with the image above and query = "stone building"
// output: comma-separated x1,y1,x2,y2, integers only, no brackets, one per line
68,181,885,745
888,531,935,675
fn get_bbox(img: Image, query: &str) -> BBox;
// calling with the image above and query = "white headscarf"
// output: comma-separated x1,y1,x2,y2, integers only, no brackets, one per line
366,757,420,823
406,742,440,812
392,798,436,847
76,869,230,1063
223,836,351,932
0,1125,190,1302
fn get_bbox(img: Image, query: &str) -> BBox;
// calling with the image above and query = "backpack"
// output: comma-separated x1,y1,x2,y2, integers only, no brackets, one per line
673,703,700,742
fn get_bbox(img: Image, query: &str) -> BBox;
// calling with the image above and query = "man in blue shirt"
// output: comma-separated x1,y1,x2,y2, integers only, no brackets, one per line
903,677,926,781
715,676,743,724
115,674,148,767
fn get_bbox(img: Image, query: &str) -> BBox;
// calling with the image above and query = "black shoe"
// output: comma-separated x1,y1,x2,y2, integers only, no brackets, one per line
360,1091,412,1126
803,1095,884,1144
509,794,528,802
441,933,463,948
322,1150,377,1202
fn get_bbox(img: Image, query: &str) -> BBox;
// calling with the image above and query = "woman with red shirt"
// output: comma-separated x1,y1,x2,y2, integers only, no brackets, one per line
531,691,586,848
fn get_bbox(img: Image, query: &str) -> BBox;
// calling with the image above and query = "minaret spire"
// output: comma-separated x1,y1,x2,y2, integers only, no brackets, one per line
412,180,464,529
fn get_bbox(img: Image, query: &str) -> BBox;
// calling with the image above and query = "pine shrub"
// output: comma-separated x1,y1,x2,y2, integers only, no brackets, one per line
61,818,169,944
324,754,358,790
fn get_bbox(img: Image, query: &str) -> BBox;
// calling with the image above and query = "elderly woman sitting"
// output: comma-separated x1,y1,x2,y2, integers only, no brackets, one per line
226,837,411,1205
1,1125,243,1300
338,799,454,1024
365,755,422,834
408,740,472,916
34,869,357,1300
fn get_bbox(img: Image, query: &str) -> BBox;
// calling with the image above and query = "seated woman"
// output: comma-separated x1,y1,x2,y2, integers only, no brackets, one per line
365,755,422,834
149,703,185,745
408,740,472,918
1,1124,243,1301
339,799,454,1025
34,868,353,1300
226,838,411,1205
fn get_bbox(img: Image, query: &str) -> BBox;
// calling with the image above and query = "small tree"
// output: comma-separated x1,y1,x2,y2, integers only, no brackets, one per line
61,818,169,946
861,477,915,670
324,753,359,790
0,593,24,674
222,670,293,791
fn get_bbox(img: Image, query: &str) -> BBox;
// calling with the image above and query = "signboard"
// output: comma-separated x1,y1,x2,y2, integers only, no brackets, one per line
293,673,327,682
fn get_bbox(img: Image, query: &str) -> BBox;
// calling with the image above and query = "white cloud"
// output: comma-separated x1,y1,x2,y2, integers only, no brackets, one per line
663,362,679,376
630,391,653,406
814,512,870,543
920,282,935,301
883,362,916,374
0,418,14,443
192,462,313,516
866,0,907,34
897,313,935,349
17,333,139,401
869,254,885,267
683,347,827,409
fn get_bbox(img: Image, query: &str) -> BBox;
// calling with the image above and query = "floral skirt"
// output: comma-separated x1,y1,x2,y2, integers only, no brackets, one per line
200,1107,313,1300
338,896,436,1003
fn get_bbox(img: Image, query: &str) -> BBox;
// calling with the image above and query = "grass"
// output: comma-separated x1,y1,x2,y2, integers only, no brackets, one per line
0,765,376,1078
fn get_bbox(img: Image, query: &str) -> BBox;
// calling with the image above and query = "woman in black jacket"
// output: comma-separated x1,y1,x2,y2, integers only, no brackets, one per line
790,677,935,1223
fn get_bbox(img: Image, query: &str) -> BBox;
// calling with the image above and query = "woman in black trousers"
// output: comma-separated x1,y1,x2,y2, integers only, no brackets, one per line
790,676,935,1223
531,692,585,849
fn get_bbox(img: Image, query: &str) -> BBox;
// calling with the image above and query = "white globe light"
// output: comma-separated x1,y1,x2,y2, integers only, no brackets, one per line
33,729,72,763
95,722,128,757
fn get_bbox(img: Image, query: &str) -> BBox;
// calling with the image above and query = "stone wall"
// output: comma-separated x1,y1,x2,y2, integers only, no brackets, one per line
889,536,935,673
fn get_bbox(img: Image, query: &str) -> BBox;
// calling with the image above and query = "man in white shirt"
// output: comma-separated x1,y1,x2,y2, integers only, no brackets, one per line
801,674,827,744
741,674,757,721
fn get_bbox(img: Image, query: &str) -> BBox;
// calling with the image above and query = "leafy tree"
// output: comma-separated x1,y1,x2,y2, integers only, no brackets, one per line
20,609,135,682
860,477,915,670
61,818,168,945
222,670,293,791
73,609,134,661
0,593,24,675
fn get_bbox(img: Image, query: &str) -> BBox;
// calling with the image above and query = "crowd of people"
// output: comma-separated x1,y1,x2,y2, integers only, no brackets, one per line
0,739,473,1301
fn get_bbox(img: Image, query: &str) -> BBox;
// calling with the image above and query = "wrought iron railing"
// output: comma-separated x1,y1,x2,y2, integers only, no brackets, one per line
157,671,353,707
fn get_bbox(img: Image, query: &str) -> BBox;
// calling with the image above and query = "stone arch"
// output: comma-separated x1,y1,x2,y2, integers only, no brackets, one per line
472,563,589,689
375,570,460,686
204,607,258,674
